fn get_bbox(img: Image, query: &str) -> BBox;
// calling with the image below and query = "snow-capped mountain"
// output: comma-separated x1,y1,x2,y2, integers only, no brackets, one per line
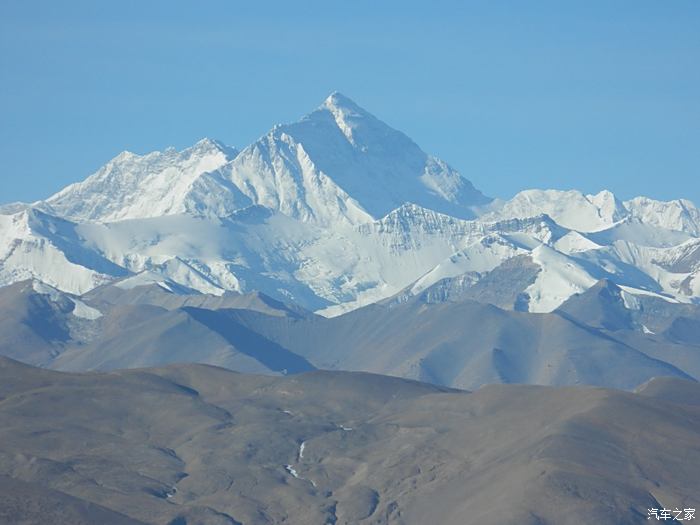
482,188,700,234
43,93,489,227
1,92,699,317
45,138,241,221
220,92,489,225
0,208,127,294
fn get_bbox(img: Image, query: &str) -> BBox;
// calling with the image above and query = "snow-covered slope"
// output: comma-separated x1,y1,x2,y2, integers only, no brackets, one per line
626,196,700,236
45,139,242,221
44,93,489,227
483,189,700,235
219,92,489,225
1,92,699,317
0,208,127,295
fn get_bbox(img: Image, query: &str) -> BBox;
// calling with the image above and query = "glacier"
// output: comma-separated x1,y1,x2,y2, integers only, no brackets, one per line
1,92,699,316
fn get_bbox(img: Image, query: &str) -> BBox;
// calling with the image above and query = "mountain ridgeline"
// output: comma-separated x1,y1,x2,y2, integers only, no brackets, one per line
1,357,699,525
0,92,699,390
2,93,700,525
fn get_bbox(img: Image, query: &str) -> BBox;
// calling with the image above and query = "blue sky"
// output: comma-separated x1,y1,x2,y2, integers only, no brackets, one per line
1,0,698,205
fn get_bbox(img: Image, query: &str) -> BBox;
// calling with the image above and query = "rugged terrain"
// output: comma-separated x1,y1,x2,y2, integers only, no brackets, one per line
2,93,700,524
1,93,699,318
1,357,698,525
1,278,698,391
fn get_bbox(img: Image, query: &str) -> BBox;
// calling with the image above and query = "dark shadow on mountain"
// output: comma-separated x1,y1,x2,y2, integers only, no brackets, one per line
554,309,695,381
556,279,635,331
24,294,72,344
183,307,315,374
568,252,663,293
665,317,700,346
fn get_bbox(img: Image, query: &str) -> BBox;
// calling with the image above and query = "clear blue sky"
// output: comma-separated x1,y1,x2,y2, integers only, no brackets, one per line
1,0,698,205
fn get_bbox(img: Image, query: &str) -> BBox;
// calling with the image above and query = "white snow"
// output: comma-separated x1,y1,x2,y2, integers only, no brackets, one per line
114,272,169,290
618,285,681,304
70,298,103,320
524,245,598,313
554,231,602,254
1,93,699,315
480,189,626,232
625,196,700,236
32,279,65,300
31,280,103,319
481,189,700,237
620,289,642,310
284,465,300,478
408,234,526,296
0,210,119,295
45,92,488,228
45,139,240,222
284,464,316,487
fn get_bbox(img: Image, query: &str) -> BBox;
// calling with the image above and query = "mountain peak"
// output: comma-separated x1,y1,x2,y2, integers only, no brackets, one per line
41,93,488,225
187,137,237,158
112,150,137,162
322,91,364,112
192,137,222,149
317,92,373,147
43,137,240,222
255,92,489,220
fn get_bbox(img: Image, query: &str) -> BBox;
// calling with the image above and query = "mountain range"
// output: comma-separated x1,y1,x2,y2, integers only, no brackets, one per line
1,92,698,317
1,92,700,391
1,357,698,525
2,93,700,525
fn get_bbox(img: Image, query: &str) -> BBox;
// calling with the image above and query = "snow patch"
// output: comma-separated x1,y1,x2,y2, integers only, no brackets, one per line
554,231,602,254
524,245,597,312
618,285,680,304
285,465,300,478
71,299,103,320
32,280,102,319
284,464,316,487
